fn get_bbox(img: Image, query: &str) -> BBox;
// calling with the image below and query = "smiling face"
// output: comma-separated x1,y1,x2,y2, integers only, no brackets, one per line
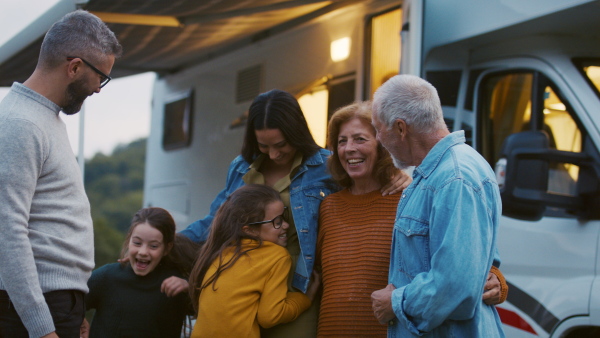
337,118,380,186
128,222,168,276
255,128,297,167
255,200,289,247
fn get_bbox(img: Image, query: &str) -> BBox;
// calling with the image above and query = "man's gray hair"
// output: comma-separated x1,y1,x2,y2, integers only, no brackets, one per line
39,10,122,69
373,75,447,134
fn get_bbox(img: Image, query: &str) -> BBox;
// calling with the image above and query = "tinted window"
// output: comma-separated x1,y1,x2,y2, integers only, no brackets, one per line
426,70,462,106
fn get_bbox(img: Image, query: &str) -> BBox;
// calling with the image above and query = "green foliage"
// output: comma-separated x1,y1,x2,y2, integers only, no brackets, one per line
85,138,146,267
93,216,125,268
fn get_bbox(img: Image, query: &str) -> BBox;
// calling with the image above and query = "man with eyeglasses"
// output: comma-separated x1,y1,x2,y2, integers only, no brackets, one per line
0,10,121,338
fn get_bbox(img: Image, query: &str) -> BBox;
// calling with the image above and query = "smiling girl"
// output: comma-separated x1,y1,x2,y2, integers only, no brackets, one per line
83,207,199,338
189,184,320,338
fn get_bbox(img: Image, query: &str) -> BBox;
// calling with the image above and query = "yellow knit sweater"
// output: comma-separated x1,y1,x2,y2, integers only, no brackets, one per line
317,189,400,337
192,240,311,338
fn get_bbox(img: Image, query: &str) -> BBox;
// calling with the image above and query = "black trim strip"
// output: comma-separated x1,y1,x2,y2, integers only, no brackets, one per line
506,281,559,334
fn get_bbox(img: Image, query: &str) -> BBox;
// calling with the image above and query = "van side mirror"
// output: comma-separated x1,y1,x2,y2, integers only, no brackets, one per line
496,131,591,221
497,131,548,220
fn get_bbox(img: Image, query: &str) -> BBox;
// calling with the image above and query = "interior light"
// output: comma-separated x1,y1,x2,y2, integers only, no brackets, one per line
330,37,351,62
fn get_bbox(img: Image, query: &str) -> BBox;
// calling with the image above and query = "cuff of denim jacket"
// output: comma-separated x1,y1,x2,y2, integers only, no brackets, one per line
392,286,425,336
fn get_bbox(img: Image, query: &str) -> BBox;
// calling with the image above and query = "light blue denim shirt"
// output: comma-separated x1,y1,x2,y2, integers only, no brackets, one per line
181,148,338,292
388,131,505,337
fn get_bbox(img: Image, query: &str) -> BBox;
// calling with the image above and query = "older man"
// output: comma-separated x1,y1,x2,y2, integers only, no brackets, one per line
370,75,504,337
0,10,121,338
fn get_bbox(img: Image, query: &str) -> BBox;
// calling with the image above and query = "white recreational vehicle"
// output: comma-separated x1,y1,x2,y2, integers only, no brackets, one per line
0,0,599,336
142,1,600,336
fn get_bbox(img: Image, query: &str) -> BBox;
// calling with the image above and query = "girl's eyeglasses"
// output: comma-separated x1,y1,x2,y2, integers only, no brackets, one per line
248,207,289,229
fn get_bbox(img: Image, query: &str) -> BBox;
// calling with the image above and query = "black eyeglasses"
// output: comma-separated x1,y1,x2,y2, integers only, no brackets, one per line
66,56,111,88
248,207,289,229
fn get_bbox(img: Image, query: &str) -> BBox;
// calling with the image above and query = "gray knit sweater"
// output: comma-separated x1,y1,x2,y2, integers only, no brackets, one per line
0,83,94,338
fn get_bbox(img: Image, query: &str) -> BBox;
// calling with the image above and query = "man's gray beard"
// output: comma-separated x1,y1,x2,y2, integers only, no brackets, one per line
392,155,409,170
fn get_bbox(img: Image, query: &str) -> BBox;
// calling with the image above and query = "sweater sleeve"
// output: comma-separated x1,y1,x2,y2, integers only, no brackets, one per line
0,118,55,337
490,266,508,304
256,251,311,328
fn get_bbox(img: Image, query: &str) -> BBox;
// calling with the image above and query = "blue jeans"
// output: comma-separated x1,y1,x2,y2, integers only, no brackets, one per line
0,290,85,338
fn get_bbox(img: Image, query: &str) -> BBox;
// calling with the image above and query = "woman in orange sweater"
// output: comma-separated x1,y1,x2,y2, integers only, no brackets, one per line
189,184,320,338
315,102,508,337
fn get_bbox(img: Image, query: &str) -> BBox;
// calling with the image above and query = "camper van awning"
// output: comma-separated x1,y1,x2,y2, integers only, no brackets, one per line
0,0,365,86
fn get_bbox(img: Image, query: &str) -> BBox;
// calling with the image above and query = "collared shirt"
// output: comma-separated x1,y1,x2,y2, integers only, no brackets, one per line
243,152,302,290
388,131,505,337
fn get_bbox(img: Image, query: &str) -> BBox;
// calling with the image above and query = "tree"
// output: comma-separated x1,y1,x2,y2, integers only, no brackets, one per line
85,138,146,266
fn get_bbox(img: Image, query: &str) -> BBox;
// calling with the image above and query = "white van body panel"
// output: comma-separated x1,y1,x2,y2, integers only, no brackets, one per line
143,0,399,227
418,0,600,336
144,0,600,336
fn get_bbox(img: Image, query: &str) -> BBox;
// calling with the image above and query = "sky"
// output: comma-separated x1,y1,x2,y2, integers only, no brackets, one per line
0,0,153,159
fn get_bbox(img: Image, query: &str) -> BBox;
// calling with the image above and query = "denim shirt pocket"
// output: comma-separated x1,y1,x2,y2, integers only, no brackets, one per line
393,217,431,279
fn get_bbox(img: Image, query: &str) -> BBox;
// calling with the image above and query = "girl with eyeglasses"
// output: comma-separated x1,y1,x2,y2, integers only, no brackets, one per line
188,184,320,338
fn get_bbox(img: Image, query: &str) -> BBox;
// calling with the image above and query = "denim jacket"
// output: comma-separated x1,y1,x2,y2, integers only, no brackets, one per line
388,131,505,337
181,148,338,292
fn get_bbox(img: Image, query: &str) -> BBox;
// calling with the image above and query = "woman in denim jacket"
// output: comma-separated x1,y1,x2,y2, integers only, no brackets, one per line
181,89,405,337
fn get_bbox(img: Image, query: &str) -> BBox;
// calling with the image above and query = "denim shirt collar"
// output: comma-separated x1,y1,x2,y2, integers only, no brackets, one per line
414,130,465,179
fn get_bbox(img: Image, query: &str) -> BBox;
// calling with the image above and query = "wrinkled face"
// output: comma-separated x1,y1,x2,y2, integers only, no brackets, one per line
372,113,409,170
128,222,167,276
337,118,379,184
255,128,297,167
256,200,289,247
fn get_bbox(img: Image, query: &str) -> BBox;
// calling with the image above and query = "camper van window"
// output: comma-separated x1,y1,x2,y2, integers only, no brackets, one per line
162,90,194,151
365,7,401,99
479,71,583,217
426,70,462,107
464,69,486,111
574,59,600,99
479,71,533,165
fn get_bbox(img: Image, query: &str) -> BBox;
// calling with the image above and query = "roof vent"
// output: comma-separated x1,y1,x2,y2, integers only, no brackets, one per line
236,65,262,103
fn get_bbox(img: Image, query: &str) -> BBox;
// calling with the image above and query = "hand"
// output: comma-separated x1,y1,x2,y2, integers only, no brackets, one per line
305,270,321,302
161,276,189,297
40,332,59,338
80,318,90,338
381,170,412,196
483,272,502,305
371,283,396,324
117,256,130,264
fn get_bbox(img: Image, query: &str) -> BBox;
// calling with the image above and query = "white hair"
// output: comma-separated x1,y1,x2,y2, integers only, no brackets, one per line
372,74,447,134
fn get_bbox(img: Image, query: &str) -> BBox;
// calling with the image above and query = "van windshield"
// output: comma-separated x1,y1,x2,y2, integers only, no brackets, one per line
576,59,600,99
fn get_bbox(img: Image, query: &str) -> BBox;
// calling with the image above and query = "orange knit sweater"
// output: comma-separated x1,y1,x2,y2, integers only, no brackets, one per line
316,189,400,337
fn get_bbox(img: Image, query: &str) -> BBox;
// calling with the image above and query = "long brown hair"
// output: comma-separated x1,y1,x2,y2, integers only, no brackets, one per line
121,207,201,277
241,89,320,163
188,184,282,311
327,101,399,189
